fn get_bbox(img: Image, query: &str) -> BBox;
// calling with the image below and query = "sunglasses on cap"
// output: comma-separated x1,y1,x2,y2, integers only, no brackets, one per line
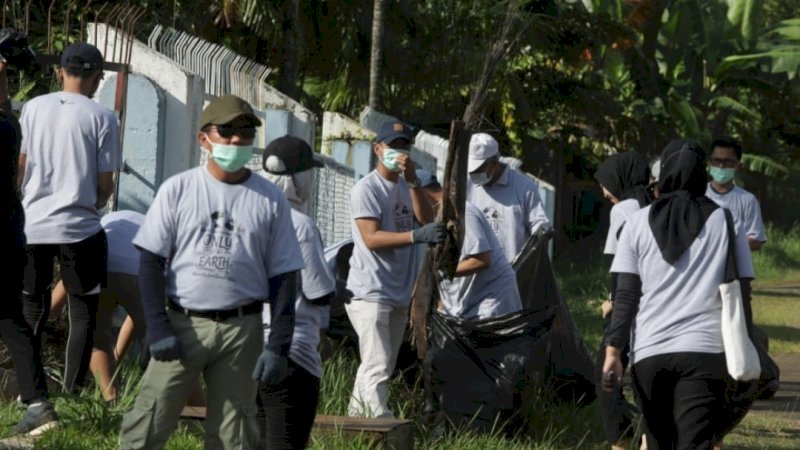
207,124,257,139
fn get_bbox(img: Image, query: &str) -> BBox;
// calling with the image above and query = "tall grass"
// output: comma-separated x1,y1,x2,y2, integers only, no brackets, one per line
751,225,800,282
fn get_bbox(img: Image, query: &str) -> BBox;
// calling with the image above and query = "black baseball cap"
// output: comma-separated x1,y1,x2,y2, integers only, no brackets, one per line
376,121,414,144
200,95,263,129
60,43,103,74
263,135,324,174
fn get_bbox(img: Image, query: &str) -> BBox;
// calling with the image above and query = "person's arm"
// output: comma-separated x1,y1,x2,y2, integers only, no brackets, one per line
266,271,297,357
526,180,551,234
747,238,763,252
96,171,115,209
454,251,491,277
606,272,642,351
404,161,434,225
17,152,26,191
137,248,171,345
355,217,414,250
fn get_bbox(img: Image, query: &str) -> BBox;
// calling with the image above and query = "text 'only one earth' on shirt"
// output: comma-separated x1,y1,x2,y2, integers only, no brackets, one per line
133,166,305,311
346,171,416,308
610,207,754,365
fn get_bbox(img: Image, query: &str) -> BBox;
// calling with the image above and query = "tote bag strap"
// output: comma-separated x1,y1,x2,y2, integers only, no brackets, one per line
723,209,739,283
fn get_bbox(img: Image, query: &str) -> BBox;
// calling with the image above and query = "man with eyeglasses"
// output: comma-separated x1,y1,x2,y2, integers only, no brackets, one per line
119,95,304,449
705,137,766,251
345,121,444,418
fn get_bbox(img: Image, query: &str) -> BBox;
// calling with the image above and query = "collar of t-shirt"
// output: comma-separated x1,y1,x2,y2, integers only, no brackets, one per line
707,182,736,196
493,166,510,186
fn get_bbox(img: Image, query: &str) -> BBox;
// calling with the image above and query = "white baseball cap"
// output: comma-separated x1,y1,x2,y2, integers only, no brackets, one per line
468,133,499,173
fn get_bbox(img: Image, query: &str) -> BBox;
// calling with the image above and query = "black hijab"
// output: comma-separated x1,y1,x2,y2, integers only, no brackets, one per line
594,151,653,207
649,140,719,264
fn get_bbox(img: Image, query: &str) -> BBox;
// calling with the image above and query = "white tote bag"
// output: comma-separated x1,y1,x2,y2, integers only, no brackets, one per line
719,279,761,381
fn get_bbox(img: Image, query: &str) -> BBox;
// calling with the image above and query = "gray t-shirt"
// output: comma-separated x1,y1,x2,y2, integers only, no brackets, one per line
263,209,335,378
610,207,755,364
438,202,522,320
101,210,145,276
603,199,642,256
467,168,550,262
134,166,304,311
20,92,121,243
705,184,766,243
347,170,416,307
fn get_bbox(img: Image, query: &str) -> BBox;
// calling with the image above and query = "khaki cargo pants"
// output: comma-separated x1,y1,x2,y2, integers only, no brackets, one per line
119,309,263,450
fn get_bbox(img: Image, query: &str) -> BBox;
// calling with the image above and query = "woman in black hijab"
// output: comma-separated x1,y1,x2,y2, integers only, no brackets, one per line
593,151,653,450
602,140,755,450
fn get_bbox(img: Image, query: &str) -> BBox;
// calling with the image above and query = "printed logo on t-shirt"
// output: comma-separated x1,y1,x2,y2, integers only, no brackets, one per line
482,206,507,247
394,202,413,232
194,210,239,280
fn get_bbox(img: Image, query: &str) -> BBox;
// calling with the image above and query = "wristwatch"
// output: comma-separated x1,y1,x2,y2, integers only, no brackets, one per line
408,178,422,189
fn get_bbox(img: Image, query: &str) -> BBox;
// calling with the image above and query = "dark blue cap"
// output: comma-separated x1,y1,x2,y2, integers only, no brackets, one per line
376,121,413,144
60,43,103,73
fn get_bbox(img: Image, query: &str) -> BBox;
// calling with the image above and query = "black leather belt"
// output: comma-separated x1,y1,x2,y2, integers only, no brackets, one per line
168,299,263,321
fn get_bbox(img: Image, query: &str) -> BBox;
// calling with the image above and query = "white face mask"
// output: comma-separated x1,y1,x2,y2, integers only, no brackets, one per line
469,171,491,187
263,169,315,213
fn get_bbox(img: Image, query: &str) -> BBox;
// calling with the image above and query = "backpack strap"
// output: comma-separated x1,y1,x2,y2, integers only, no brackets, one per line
723,208,739,282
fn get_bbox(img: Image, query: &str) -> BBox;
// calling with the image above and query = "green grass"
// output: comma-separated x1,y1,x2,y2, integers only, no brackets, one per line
1,225,798,449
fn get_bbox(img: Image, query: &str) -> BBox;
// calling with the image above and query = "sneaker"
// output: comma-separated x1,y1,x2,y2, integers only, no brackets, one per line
13,401,59,436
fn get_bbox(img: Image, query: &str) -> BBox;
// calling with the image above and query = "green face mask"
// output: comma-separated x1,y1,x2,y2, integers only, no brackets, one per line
709,166,736,184
381,148,408,173
210,142,253,172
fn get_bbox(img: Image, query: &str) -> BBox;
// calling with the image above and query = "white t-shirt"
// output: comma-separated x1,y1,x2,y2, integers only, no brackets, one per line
134,166,304,311
347,171,416,308
438,202,522,320
20,92,121,244
467,167,550,262
705,184,766,243
610,207,755,364
101,210,145,276
603,199,642,256
263,209,335,378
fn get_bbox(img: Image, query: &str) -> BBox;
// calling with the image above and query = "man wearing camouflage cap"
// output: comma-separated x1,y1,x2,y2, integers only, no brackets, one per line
120,95,303,449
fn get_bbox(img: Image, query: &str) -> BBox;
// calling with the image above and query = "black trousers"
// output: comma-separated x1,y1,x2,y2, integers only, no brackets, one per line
0,243,49,403
595,315,637,444
22,230,107,393
632,352,727,450
256,359,320,450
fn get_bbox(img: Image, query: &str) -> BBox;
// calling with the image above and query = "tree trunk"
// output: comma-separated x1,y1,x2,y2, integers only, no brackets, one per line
278,0,300,98
368,0,386,110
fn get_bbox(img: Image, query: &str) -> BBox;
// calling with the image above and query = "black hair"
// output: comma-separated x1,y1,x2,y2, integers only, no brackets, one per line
62,67,101,78
709,137,742,160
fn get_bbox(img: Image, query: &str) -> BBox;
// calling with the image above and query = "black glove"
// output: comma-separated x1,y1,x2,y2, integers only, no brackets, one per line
149,335,184,362
412,222,446,244
252,348,289,384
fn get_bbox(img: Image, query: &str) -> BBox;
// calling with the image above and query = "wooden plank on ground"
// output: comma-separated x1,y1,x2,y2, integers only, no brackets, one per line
312,415,414,450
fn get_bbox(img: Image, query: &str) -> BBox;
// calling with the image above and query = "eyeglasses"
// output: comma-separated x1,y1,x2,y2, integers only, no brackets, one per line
208,125,256,139
709,157,739,168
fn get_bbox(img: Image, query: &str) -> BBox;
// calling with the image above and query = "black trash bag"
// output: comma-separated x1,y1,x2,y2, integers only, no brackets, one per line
423,307,555,435
325,242,357,344
513,229,597,406
0,28,39,72
752,325,780,400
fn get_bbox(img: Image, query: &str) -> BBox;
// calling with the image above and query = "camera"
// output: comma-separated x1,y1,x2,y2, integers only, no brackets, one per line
0,28,39,72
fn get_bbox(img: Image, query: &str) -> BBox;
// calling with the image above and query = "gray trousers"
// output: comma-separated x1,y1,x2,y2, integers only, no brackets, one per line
119,309,263,450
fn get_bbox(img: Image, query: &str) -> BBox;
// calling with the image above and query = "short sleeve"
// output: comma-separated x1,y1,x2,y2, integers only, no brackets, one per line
525,181,550,234
350,181,381,220
744,196,767,243
297,220,335,300
610,217,639,275
132,181,177,258
97,112,122,173
734,220,756,279
462,208,492,258
267,195,305,277
19,102,31,155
